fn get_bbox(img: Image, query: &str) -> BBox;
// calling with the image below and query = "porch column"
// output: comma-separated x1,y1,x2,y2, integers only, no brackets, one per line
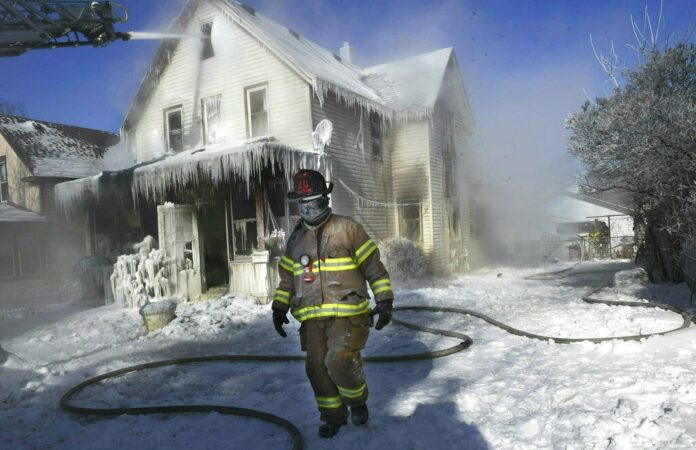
255,179,266,251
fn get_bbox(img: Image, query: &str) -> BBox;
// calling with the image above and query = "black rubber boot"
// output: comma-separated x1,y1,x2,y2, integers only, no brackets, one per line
318,422,345,438
350,404,369,426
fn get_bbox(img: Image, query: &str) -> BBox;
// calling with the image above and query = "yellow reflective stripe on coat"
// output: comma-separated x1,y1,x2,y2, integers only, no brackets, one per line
292,300,371,322
315,396,343,409
337,383,366,399
318,258,358,271
273,289,291,305
279,256,294,273
370,278,393,295
355,239,378,266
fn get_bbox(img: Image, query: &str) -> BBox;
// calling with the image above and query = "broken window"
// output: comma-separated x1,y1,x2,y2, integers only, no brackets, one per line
201,22,214,60
0,156,7,203
201,94,222,145
246,85,269,138
0,234,14,278
370,113,382,160
16,233,42,276
165,106,183,153
399,200,422,243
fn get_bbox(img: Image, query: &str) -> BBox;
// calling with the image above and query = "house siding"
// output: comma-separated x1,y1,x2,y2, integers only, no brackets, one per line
389,120,434,266
127,0,313,163
0,134,41,213
311,94,392,242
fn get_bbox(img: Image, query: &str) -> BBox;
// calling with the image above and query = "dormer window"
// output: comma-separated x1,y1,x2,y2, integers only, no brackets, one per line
201,22,214,60
246,84,269,138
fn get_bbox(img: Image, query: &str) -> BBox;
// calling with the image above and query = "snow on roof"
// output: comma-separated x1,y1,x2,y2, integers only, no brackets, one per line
0,202,48,222
218,1,389,116
124,0,464,128
0,115,119,179
363,48,453,120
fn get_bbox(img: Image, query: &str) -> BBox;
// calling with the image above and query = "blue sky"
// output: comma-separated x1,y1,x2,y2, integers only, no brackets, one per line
0,0,693,188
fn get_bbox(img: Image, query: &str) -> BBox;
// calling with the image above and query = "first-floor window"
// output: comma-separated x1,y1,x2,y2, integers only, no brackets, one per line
0,234,14,278
0,156,8,203
165,106,183,152
399,199,422,243
16,233,42,276
245,84,269,138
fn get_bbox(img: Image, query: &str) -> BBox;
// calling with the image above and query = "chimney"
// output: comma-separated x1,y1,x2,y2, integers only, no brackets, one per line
340,42,354,64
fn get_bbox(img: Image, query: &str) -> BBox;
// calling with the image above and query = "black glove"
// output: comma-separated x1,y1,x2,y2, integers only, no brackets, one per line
371,301,393,330
273,308,289,337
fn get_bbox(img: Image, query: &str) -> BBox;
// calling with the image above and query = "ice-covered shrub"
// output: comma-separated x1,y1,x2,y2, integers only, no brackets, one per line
378,238,427,281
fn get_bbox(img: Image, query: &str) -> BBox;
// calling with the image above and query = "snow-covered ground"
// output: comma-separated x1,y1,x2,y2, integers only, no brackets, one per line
2,260,696,449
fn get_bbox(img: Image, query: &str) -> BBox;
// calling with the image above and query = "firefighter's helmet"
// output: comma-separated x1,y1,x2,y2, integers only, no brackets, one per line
287,169,333,201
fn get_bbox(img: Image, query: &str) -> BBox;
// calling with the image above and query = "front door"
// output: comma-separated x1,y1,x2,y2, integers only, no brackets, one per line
157,204,205,299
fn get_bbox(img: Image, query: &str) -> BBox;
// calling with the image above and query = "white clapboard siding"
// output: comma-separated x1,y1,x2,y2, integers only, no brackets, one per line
128,1,312,163
389,120,434,266
311,95,391,241
453,115,472,255
428,111,450,274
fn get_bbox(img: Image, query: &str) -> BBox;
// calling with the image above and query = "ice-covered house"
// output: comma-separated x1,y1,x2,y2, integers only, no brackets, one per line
55,0,475,303
0,115,119,316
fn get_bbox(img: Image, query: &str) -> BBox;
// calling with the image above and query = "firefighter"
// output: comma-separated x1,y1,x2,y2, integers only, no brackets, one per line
271,169,394,438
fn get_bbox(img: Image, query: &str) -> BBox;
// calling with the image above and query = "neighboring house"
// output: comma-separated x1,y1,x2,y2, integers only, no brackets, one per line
544,189,635,260
56,0,476,303
0,115,119,316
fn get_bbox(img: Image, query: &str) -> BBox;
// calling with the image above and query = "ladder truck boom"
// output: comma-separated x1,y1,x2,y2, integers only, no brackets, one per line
0,1,130,57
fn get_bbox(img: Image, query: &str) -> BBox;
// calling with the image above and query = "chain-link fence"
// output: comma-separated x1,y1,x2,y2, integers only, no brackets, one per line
514,235,637,263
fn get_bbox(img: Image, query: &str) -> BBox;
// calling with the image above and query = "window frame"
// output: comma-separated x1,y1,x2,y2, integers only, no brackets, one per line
200,22,214,60
201,94,222,145
16,232,44,277
370,113,383,161
398,199,423,244
0,155,8,203
245,84,270,139
164,105,184,153
0,233,15,279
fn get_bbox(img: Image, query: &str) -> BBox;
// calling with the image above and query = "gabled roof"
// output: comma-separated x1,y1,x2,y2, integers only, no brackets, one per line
0,115,119,179
363,48,453,119
123,0,474,129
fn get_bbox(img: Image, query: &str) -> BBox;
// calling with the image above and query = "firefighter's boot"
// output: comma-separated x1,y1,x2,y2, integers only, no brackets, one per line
318,421,345,438
350,404,369,426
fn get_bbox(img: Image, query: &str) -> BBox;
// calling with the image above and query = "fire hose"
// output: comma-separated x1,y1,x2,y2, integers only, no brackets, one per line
60,268,695,450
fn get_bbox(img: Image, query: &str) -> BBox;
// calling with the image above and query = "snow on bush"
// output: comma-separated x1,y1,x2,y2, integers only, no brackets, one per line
614,268,650,286
378,237,427,281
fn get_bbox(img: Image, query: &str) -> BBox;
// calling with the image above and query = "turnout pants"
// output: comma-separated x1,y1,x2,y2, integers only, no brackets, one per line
300,314,371,424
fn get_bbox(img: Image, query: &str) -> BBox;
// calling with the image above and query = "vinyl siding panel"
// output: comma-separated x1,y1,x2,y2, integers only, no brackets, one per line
389,120,433,267
311,95,391,241
429,112,449,274
128,1,312,163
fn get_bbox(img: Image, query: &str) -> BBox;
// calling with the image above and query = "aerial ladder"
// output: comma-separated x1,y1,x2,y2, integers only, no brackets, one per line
0,1,130,57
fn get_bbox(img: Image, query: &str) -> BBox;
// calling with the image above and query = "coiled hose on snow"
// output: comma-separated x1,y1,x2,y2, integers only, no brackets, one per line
61,267,695,450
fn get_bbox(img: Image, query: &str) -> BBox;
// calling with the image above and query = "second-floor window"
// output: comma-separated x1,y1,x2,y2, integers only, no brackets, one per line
165,106,183,153
0,156,8,203
202,94,222,145
246,85,269,138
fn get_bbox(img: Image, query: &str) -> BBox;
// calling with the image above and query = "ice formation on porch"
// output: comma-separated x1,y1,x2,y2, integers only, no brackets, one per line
110,236,171,309
131,141,326,201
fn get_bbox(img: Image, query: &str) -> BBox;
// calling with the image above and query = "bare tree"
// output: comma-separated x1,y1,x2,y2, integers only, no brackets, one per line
0,101,26,116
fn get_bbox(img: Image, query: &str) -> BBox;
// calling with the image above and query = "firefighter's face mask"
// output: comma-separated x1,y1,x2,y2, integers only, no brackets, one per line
298,196,331,226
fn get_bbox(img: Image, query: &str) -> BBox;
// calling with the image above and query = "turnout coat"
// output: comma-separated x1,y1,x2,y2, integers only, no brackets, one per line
271,214,394,322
